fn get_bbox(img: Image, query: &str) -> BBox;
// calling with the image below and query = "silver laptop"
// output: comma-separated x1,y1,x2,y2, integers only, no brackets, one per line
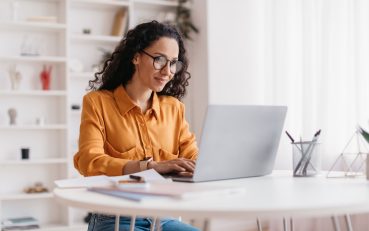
171,105,287,183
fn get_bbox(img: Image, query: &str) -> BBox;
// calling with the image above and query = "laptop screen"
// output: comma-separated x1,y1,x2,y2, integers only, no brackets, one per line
187,105,287,182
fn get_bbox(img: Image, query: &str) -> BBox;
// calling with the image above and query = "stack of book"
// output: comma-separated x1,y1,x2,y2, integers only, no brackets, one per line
1,217,39,230
55,169,246,202
89,181,246,202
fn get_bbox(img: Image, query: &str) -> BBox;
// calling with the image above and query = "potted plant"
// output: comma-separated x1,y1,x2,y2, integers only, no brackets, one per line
175,0,199,40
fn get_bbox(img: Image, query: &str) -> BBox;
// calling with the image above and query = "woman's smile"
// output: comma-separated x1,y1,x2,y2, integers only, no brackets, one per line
154,76,169,85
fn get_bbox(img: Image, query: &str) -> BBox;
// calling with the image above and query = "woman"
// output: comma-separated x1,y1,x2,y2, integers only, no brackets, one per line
74,21,199,231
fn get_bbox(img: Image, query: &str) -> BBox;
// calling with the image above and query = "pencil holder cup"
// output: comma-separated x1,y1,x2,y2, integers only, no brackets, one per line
292,142,321,177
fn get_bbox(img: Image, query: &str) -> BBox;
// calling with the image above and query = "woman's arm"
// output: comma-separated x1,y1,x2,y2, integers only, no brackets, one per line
123,158,195,175
141,102,198,176
74,94,136,176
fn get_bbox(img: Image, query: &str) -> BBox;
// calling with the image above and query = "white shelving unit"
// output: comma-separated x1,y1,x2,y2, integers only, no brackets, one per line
69,34,121,43
0,20,67,31
0,0,179,230
1,193,54,201
0,158,68,165
0,90,67,96
0,55,67,63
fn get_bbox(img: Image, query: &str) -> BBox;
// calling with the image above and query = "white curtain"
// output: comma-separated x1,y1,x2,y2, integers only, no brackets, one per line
204,0,369,230
263,0,369,170
263,0,369,230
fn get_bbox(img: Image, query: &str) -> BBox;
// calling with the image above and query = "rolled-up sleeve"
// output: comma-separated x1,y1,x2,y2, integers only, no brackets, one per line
74,95,130,176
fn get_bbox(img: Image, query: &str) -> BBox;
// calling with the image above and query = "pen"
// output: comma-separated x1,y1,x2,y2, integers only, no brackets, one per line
293,137,305,176
117,175,146,184
301,130,321,174
129,175,143,181
285,131,295,143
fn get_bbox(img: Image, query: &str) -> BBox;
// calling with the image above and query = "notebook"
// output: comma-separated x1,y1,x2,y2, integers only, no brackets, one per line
171,105,287,182
88,182,245,201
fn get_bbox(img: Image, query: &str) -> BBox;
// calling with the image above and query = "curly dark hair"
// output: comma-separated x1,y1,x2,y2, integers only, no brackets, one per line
88,20,190,100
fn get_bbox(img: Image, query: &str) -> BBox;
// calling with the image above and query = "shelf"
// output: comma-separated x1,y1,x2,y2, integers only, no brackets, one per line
68,224,89,230
70,34,121,43
39,224,88,231
35,224,88,231
1,192,53,201
132,0,178,7
0,21,66,32
0,125,67,130
0,158,68,165
70,0,130,9
0,55,67,63
18,0,64,2
0,223,80,231
0,90,67,96
69,72,95,78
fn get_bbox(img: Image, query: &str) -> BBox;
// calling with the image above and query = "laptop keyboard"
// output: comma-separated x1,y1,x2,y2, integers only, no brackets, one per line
162,173,192,180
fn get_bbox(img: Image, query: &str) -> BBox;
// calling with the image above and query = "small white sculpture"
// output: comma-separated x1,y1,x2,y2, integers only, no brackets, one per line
8,65,22,90
8,108,17,125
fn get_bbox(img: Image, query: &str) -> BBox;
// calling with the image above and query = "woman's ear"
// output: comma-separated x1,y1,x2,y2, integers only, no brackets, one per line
132,53,140,65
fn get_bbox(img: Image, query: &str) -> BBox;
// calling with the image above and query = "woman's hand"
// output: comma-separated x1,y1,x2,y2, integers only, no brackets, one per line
148,158,196,176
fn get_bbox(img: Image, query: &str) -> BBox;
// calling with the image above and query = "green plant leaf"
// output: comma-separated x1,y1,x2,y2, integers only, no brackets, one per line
358,126,369,143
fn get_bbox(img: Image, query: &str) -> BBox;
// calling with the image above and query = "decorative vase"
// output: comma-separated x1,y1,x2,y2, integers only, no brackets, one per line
40,65,52,90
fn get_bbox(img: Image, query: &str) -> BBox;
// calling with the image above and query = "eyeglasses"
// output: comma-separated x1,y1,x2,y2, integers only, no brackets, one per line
140,50,183,74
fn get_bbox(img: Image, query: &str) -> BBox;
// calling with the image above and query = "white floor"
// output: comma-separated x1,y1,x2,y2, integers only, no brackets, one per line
190,214,369,231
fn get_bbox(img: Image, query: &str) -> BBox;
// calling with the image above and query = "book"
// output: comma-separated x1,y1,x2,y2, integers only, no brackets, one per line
2,217,40,230
88,187,166,202
89,182,245,201
55,169,167,188
26,16,57,23
2,225,40,231
111,8,128,36
2,217,38,226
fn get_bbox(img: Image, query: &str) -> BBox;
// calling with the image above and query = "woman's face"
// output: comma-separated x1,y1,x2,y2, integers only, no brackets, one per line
132,37,179,92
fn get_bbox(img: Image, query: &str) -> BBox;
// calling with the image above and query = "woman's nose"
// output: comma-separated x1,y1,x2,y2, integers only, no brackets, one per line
161,62,171,75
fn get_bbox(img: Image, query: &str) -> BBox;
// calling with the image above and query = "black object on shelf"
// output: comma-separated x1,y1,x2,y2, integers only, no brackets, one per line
71,104,81,110
21,147,30,160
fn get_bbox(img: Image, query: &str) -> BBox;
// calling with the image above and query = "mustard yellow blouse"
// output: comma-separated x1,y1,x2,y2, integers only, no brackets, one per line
74,86,198,176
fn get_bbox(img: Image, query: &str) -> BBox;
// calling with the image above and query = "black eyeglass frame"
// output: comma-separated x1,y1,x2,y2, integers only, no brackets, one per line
140,50,183,74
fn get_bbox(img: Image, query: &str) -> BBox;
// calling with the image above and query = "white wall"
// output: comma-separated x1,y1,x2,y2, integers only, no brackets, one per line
187,0,270,138
189,0,290,169
185,0,209,140
208,0,266,105
191,1,369,230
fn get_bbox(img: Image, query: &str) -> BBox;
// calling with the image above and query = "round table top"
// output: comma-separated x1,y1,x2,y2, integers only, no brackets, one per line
54,171,369,219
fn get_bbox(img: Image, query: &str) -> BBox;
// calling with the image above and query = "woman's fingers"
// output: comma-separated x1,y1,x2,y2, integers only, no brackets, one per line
172,158,195,172
177,161,195,172
154,158,196,174
177,171,193,177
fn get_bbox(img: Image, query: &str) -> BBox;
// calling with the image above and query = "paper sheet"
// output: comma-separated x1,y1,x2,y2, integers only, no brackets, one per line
54,169,167,188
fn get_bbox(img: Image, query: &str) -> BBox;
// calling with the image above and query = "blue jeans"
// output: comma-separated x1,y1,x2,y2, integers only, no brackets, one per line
87,214,200,231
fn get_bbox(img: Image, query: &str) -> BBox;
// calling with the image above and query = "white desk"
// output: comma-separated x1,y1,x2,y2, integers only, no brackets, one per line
54,171,369,220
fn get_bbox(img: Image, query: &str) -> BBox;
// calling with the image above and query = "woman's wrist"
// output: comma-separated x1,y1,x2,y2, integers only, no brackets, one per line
147,161,157,170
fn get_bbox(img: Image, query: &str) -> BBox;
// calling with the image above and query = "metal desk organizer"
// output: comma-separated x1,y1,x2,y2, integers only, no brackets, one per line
286,130,322,177
293,140,321,177
327,126,369,178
